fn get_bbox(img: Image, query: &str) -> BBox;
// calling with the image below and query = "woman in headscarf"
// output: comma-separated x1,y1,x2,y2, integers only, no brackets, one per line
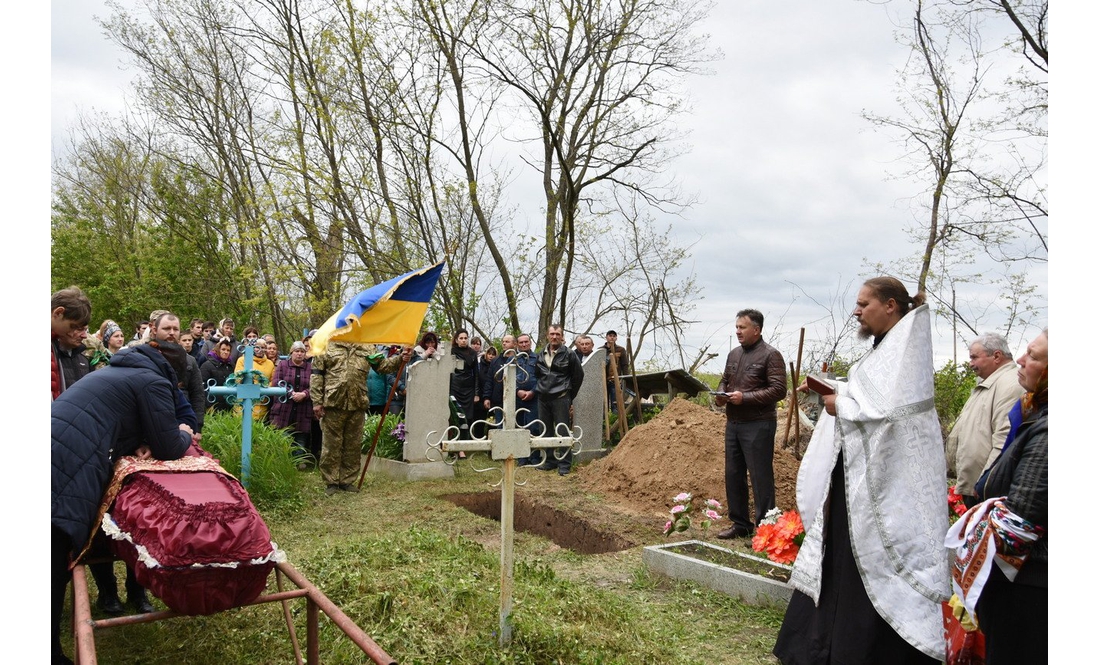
89,320,126,371
269,340,314,468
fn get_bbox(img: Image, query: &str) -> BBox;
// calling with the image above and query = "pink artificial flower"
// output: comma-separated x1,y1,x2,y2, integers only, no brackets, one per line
705,499,722,510
663,520,673,534
673,492,692,503
670,504,687,515
704,509,721,521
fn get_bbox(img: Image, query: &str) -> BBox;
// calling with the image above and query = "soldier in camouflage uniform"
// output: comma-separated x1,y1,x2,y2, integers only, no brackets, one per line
310,341,403,494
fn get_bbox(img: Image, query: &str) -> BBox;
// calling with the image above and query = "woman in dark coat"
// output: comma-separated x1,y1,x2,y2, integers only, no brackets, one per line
200,338,236,413
448,329,478,436
52,343,193,664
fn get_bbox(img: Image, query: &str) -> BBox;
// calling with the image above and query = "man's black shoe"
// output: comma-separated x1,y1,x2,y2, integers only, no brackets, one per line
130,592,155,614
339,484,360,493
325,484,340,496
716,526,751,540
96,594,125,616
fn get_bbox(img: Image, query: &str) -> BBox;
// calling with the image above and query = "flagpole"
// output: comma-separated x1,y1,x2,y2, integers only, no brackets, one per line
358,354,411,490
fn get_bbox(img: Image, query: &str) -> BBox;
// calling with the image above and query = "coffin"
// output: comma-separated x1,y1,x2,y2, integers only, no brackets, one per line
98,454,285,615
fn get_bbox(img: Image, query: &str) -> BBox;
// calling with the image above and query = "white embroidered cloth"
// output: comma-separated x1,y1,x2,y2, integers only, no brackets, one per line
790,304,950,659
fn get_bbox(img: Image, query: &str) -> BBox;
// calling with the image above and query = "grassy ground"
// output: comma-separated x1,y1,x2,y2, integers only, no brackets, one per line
67,461,785,664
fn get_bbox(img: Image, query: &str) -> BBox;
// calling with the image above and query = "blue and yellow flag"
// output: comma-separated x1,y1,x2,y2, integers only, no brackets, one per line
309,262,445,356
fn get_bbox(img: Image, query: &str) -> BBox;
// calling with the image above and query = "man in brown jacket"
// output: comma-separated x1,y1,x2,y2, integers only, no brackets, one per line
714,309,787,538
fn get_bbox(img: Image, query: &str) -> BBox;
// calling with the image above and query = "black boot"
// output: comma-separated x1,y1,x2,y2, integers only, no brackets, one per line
96,592,124,616
128,588,155,614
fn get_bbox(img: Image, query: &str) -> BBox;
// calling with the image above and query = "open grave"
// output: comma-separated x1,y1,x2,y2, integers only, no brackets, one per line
442,490,635,555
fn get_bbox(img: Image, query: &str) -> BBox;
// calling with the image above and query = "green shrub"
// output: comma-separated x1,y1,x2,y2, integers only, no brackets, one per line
361,412,405,460
199,411,307,514
934,361,977,439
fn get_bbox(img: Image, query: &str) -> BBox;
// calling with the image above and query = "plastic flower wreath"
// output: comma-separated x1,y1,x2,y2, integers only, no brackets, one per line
752,507,805,564
662,493,724,537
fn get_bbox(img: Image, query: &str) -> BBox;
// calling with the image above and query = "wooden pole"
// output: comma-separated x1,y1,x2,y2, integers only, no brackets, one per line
626,337,643,422
358,354,410,489
609,349,628,439
603,367,611,442
782,328,805,447
783,361,796,446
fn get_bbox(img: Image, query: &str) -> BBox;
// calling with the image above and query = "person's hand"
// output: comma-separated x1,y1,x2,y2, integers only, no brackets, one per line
483,399,491,409
292,391,306,402
796,380,809,393
134,445,152,460
823,394,837,416
728,390,744,405
714,392,729,407
313,404,325,418
179,423,194,436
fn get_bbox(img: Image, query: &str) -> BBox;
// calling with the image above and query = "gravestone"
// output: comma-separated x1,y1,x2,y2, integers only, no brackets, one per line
397,354,461,478
572,347,607,463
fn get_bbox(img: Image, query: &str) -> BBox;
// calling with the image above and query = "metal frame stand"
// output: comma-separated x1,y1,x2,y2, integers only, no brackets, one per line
70,559,396,665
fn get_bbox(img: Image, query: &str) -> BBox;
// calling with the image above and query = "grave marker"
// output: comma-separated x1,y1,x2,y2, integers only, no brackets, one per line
425,358,580,646
205,343,288,486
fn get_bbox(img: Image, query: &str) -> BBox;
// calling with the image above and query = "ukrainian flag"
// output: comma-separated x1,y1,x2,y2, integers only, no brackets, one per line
309,262,445,355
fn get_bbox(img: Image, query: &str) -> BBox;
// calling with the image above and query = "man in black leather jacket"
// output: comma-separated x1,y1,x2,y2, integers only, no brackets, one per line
535,325,584,475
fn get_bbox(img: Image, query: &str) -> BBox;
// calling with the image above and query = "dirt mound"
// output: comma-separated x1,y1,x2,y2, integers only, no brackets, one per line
578,398,803,520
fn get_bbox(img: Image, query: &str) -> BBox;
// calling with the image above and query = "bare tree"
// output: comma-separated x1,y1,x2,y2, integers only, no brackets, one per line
470,0,715,338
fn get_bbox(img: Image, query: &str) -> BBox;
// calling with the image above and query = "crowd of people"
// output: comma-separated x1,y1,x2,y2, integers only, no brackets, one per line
51,276,1047,664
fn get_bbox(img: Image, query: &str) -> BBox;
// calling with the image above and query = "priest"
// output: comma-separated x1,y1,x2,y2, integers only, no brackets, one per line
773,276,950,664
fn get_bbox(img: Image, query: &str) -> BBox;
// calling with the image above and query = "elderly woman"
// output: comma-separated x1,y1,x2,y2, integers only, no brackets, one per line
956,329,1048,664
269,340,314,468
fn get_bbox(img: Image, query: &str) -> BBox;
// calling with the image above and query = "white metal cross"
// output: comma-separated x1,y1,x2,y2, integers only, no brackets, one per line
425,357,580,646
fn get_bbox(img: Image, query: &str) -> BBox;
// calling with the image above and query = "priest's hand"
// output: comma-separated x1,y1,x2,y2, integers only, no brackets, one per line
823,394,837,416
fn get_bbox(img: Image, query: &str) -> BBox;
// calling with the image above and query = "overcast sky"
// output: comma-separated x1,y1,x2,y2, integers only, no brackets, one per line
48,0,1053,373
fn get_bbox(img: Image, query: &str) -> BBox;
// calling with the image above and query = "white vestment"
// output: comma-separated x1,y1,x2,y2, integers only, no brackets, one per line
790,304,950,660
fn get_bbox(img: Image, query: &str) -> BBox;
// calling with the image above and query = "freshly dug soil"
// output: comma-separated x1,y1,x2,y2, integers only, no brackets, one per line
577,398,805,522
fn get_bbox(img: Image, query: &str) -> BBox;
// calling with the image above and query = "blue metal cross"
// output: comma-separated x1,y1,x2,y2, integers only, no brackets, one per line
205,343,288,487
